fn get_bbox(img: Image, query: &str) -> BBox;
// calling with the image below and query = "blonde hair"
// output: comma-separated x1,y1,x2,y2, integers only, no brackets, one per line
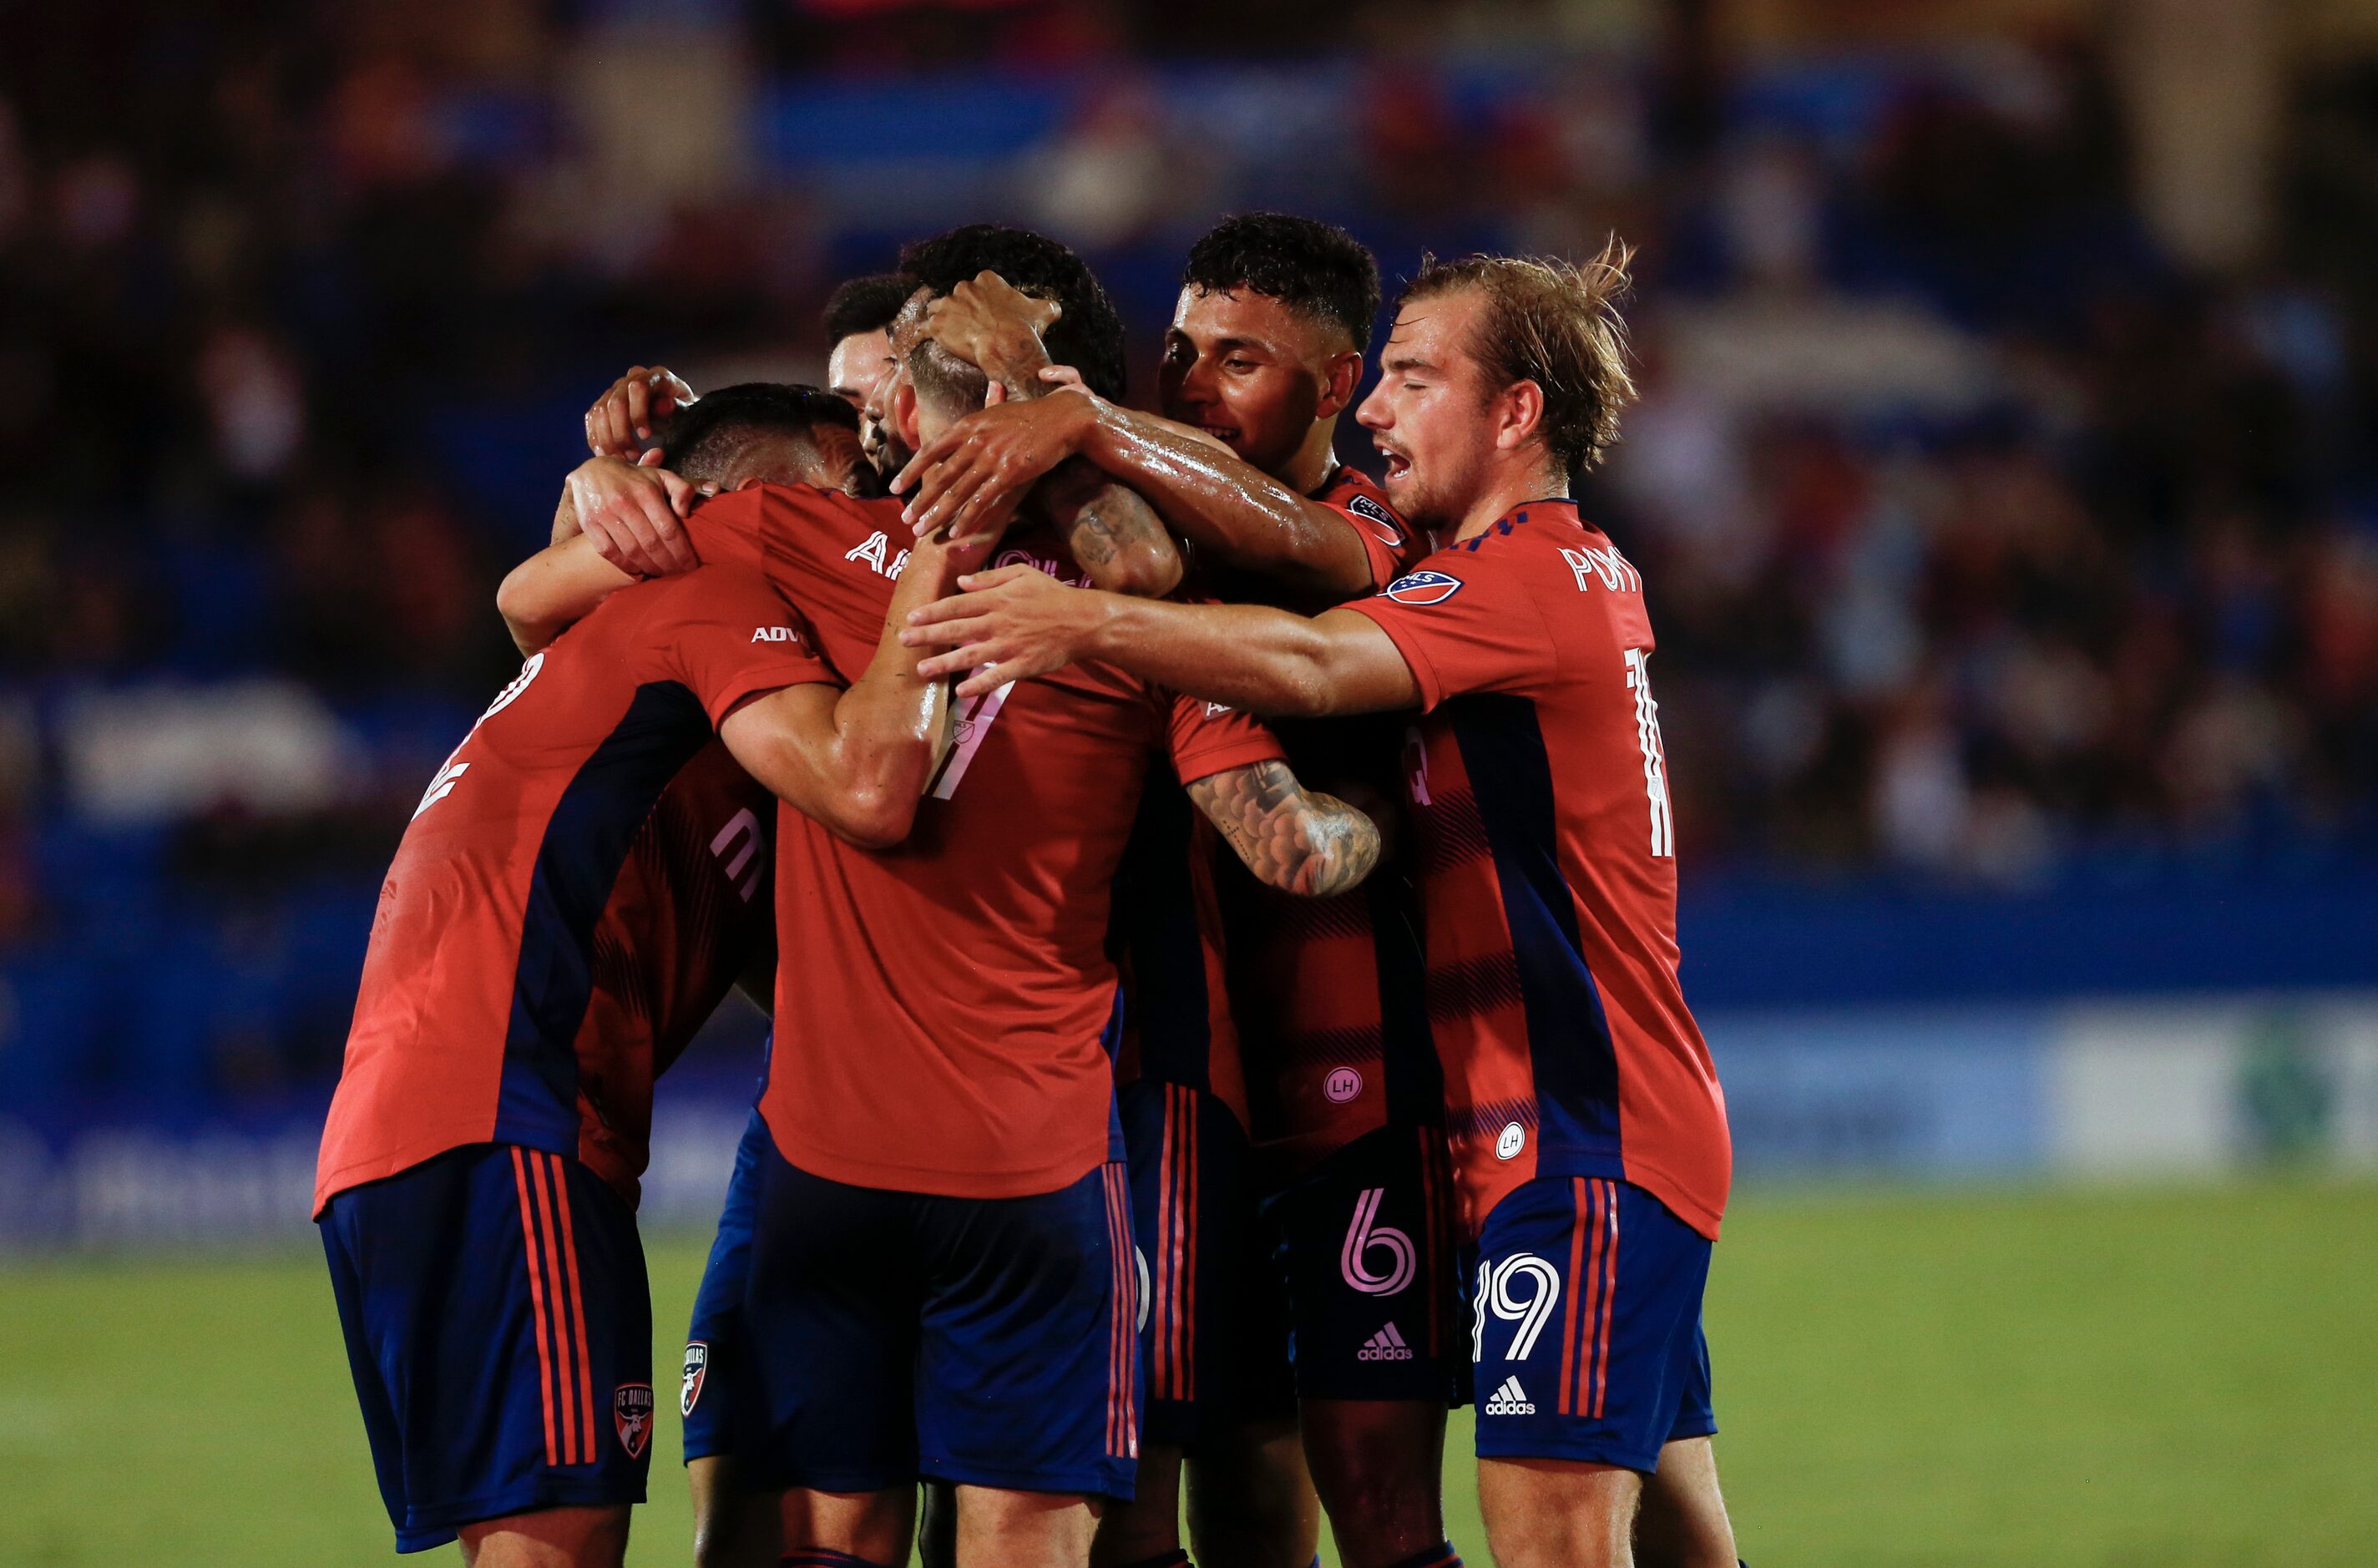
1401,239,1638,478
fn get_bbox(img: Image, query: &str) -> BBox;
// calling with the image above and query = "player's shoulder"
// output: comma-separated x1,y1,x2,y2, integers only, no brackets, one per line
1447,501,1641,584
1314,466,1413,550
689,481,903,546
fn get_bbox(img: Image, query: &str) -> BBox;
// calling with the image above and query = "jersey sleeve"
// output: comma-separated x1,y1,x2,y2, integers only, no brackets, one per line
682,489,767,574
1338,544,1555,711
646,564,838,728
1317,483,1424,591
1163,691,1288,786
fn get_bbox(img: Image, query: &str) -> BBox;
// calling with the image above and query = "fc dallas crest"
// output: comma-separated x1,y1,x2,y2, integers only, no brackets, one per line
681,1343,710,1418
613,1383,655,1459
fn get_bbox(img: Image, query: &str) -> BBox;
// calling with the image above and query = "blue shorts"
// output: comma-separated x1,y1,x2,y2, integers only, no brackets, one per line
743,1143,1141,1500
681,1108,770,1464
320,1143,654,1553
1121,1079,1252,1451
1248,1123,1468,1407
1465,1176,1715,1472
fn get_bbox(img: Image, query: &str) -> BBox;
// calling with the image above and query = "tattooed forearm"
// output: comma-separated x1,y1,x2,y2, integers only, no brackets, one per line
1035,458,1183,595
1191,760,1382,898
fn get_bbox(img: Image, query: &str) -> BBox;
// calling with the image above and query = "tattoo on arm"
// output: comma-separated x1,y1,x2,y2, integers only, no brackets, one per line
1189,760,1381,898
1040,458,1181,590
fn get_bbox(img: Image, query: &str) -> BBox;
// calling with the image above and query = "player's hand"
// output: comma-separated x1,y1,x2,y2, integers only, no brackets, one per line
901,564,1102,699
565,453,701,577
890,391,1096,544
585,366,696,457
924,271,1060,392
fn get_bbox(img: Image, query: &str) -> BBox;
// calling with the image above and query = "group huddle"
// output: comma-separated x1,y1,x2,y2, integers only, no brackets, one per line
314,214,1739,1568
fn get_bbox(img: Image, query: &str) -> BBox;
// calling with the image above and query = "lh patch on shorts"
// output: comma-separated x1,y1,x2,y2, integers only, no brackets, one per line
614,1383,655,1458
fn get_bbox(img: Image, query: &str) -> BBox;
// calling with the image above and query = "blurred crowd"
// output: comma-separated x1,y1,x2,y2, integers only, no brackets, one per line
2,0,2375,1110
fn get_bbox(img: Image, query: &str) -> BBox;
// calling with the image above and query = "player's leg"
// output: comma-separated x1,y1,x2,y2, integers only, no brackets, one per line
778,1485,916,1565
1470,1178,1732,1568
1300,1399,1452,1566
914,1162,1141,1565
741,1146,923,1566
1476,1457,1638,1567
1090,1443,1182,1566
319,1143,655,1564
683,1110,782,1568
459,1507,633,1567
1184,1417,1319,1568
918,1479,959,1568
957,1485,1102,1565
686,1458,779,1568
1278,1126,1467,1568
1631,1324,1735,1568
1631,1438,1738,1568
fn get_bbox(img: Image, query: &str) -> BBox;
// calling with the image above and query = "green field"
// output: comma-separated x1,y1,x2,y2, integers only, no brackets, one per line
3,1181,2370,1565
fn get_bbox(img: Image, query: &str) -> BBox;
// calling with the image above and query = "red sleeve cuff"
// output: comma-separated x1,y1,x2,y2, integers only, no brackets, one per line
1338,599,1444,711
1172,734,1288,787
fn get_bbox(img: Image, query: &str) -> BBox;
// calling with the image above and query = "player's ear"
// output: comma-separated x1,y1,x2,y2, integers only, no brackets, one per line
1318,352,1364,420
1495,379,1546,454
893,379,923,448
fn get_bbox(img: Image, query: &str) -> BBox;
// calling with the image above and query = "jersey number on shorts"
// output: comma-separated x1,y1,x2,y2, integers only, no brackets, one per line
1340,1186,1417,1297
1472,1252,1560,1362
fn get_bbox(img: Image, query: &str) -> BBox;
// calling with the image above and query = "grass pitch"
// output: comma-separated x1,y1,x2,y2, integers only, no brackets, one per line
2,1181,2370,1565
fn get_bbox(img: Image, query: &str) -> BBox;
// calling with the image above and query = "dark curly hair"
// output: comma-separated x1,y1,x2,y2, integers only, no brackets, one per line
822,272,917,344
1182,212,1381,352
897,223,1129,402
659,382,860,487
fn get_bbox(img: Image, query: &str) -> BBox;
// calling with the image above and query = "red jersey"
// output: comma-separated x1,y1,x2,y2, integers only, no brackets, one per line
1215,468,1438,1181
315,565,829,1215
684,485,1286,1199
1342,500,1731,1241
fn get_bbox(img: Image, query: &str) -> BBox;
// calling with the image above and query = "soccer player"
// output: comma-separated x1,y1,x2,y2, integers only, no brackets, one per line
497,223,1389,1568
580,271,912,503
822,271,916,410
515,381,871,1568
316,425,970,1563
897,216,1465,1568
901,245,1741,1568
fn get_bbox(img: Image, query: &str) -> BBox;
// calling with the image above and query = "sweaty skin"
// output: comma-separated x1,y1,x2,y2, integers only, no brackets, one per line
894,280,1380,601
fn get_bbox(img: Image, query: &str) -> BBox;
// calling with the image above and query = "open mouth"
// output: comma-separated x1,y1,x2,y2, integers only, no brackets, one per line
1381,449,1413,480
1195,421,1242,445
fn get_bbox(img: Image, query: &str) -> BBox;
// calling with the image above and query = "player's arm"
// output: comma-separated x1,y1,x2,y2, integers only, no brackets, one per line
497,533,635,656
717,535,964,849
902,565,1420,716
498,457,706,654
1186,760,1379,897
900,392,1377,601
907,271,1184,599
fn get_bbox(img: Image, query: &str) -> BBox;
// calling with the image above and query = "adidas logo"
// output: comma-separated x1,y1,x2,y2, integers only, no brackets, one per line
1483,1374,1536,1415
1358,1323,1415,1362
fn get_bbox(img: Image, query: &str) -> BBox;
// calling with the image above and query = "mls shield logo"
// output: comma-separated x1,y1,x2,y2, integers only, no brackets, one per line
614,1383,655,1459
1345,492,1404,548
1383,569,1462,606
680,1343,709,1419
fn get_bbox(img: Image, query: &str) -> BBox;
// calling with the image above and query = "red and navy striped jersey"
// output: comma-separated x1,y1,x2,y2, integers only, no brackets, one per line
683,485,1286,1200
1216,467,1439,1181
1342,500,1731,1242
315,566,828,1216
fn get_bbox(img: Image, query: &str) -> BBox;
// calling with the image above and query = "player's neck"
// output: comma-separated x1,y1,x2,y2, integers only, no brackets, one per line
1450,461,1569,543
1278,417,1341,498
